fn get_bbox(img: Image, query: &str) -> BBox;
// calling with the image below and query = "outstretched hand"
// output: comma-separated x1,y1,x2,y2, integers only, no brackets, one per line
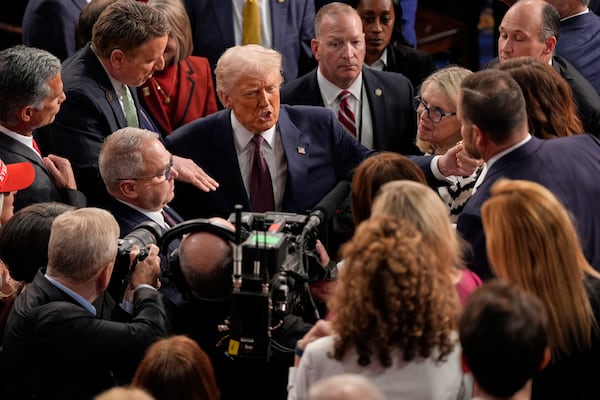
172,156,219,192
437,142,483,178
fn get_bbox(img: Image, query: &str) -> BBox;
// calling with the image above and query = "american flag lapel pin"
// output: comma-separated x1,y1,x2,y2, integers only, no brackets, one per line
297,146,306,155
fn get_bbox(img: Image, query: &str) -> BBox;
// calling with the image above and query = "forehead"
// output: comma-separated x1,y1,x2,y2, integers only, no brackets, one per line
235,71,282,88
358,0,394,11
129,35,168,61
320,12,363,36
501,5,543,35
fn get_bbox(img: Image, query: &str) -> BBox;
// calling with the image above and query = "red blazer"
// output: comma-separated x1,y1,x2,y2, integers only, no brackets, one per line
139,56,218,134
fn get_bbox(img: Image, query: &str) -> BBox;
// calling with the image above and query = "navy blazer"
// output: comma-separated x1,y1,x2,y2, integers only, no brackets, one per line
0,132,86,211
166,105,372,220
280,68,418,155
184,0,315,82
555,11,600,95
22,0,87,61
36,43,156,208
453,135,600,280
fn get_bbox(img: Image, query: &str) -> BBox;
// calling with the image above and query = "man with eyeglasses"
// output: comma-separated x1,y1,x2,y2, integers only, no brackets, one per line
99,127,185,304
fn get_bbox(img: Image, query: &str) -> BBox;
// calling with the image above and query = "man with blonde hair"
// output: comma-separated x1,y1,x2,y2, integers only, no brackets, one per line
1,208,172,399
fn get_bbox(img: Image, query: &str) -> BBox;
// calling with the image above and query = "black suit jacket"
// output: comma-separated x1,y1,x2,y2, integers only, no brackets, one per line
108,200,184,304
0,132,86,211
36,43,157,208
280,68,418,155
485,56,600,138
384,42,436,90
0,270,172,399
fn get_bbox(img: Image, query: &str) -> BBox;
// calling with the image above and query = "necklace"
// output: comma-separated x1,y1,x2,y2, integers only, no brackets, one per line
151,64,178,104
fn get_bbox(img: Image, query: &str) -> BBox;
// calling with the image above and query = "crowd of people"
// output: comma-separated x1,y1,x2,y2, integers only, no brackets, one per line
1,0,600,399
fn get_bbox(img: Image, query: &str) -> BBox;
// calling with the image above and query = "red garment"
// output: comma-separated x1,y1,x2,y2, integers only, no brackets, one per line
139,56,218,134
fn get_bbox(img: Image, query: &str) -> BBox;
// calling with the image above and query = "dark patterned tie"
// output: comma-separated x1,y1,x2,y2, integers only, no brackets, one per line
337,90,357,136
249,135,275,212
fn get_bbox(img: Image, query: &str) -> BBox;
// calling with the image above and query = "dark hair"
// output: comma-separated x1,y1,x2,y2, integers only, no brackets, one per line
133,335,220,400
459,280,548,398
460,69,527,144
0,202,74,282
350,152,426,225
540,2,561,42
497,57,582,139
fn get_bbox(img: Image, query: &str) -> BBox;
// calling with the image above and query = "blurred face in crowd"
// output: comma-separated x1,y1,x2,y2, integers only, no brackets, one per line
26,74,66,130
129,139,177,211
113,35,168,87
416,82,461,154
220,70,282,134
498,2,553,63
313,11,366,89
356,0,395,64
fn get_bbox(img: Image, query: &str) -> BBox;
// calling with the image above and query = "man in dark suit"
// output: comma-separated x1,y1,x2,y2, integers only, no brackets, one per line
414,68,600,280
489,0,600,137
166,44,371,220
184,0,316,82
99,127,185,304
22,0,87,60
37,1,218,208
280,2,418,155
0,45,86,212
0,208,172,399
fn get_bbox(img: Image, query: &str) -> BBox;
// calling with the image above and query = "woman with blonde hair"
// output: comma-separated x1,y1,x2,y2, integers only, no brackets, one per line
481,179,600,400
371,180,481,303
288,215,465,400
414,66,478,220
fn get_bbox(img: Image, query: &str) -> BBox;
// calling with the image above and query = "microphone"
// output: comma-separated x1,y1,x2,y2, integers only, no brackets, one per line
302,180,351,235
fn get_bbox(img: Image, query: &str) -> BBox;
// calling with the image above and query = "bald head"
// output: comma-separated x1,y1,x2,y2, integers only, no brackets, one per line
308,374,385,400
178,218,234,299
498,0,559,64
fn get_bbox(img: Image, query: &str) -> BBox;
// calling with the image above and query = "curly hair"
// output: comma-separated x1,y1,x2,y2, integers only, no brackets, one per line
330,216,459,367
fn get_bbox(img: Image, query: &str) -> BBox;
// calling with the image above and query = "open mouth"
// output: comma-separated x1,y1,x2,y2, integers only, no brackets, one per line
258,111,272,121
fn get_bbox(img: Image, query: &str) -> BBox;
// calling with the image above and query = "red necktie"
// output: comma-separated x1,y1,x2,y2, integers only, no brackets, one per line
162,209,176,228
32,137,42,156
249,135,275,212
337,90,357,136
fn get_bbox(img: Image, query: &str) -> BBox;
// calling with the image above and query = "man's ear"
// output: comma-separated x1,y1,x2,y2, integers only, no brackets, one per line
18,105,35,123
110,48,126,69
219,91,232,109
472,124,486,148
96,261,115,292
119,180,138,199
460,352,471,374
311,39,320,60
543,36,557,56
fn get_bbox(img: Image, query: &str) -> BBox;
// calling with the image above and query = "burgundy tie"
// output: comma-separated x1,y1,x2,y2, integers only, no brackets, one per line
337,90,357,136
250,135,275,212
32,137,42,156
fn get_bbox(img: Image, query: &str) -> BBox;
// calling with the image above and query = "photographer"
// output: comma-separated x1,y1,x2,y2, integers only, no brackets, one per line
99,127,186,304
174,217,313,400
0,208,172,399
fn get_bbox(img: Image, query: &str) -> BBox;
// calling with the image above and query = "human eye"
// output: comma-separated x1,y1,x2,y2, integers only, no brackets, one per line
361,14,375,24
382,15,392,25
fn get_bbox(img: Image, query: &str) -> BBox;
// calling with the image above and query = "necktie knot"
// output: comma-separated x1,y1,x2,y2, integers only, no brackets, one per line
337,90,357,136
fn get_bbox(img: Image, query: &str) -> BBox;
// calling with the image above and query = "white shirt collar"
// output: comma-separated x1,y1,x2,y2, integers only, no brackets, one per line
44,273,97,315
317,68,363,108
115,199,167,228
561,8,589,21
364,48,388,71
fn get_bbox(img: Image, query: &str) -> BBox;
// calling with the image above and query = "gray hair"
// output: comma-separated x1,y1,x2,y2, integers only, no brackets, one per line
47,208,119,283
214,44,283,104
0,45,61,125
99,127,159,192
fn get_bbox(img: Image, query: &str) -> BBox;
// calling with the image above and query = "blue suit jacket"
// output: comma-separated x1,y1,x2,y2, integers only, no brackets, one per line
280,68,418,155
184,0,315,82
22,0,87,61
555,11,600,95
453,135,600,280
36,44,157,208
0,132,86,211
165,105,372,219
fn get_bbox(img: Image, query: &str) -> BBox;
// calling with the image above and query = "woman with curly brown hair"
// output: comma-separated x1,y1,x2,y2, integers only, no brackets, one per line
497,57,584,139
287,216,465,400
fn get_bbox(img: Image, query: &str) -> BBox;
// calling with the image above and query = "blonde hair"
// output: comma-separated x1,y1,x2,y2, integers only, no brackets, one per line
416,66,472,155
371,180,464,270
148,0,194,63
482,179,600,357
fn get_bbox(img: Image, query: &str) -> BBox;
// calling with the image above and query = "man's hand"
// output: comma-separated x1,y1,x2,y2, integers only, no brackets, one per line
172,155,219,192
437,142,483,177
129,244,161,289
43,154,77,190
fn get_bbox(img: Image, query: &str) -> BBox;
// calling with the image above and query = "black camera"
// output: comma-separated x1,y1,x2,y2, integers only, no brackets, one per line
109,221,162,300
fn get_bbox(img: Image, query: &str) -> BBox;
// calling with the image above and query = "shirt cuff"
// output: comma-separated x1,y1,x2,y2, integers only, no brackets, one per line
430,155,458,184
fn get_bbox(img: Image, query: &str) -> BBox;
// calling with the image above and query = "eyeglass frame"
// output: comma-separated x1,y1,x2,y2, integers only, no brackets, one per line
413,96,457,124
115,157,174,182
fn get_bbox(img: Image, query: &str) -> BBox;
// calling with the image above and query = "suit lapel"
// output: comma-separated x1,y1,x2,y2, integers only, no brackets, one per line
362,68,386,149
278,107,309,211
0,133,48,171
177,59,195,127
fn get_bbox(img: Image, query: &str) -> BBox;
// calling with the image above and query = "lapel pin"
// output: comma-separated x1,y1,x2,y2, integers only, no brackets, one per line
278,0,284,3
297,146,306,155
374,88,383,96
142,87,150,97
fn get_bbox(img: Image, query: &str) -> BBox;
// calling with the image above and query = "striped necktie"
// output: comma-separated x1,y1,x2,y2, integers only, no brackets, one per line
338,90,357,136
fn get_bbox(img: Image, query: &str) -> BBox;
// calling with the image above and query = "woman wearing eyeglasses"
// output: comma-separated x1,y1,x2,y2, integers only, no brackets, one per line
414,66,477,221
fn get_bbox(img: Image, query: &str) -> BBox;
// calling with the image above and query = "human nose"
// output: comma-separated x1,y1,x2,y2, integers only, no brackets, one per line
155,55,166,72
373,18,383,32
257,90,269,106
